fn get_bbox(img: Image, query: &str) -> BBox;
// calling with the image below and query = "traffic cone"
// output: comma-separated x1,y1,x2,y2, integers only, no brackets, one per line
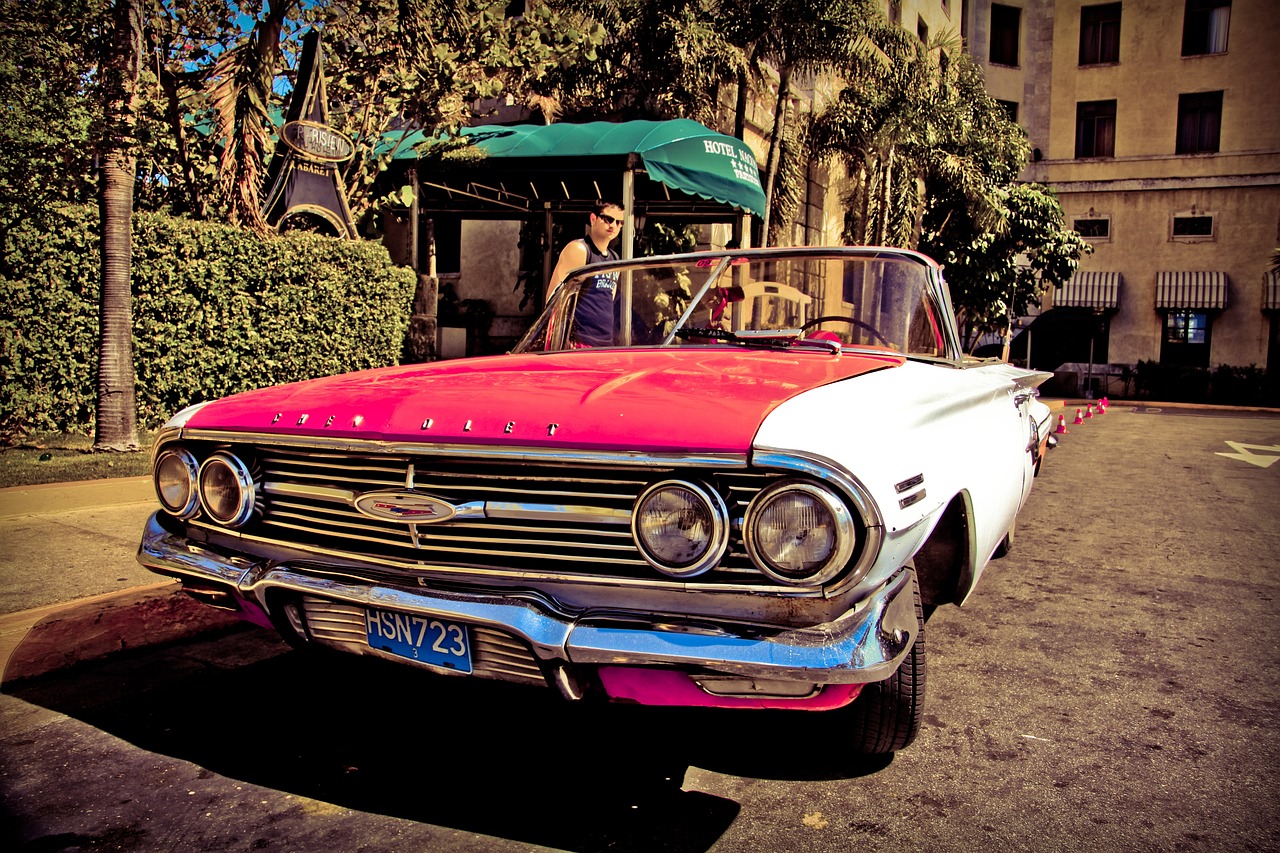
1054,414,1069,434
1099,396,1109,411
1085,404,1095,419
1073,408,1085,425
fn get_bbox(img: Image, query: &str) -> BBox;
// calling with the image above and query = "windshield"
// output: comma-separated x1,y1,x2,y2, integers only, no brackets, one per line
514,247,955,360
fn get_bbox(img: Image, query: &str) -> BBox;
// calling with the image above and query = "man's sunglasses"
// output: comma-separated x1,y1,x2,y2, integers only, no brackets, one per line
596,213,624,227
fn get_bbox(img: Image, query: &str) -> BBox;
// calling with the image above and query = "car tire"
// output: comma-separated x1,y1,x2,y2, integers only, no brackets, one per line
844,579,925,754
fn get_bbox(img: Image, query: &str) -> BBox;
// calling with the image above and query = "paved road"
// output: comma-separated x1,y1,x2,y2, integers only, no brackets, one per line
1,404,1278,851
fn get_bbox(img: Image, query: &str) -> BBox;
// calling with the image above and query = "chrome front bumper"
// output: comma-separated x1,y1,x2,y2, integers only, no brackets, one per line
138,511,918,687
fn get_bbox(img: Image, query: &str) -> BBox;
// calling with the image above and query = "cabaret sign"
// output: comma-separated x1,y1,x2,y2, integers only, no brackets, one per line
282,119,354,163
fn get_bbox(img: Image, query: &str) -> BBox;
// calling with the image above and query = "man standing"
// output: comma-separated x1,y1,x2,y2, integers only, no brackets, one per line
545,201,625,346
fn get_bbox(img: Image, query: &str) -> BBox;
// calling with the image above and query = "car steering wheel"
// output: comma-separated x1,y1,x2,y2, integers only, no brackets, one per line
798,315,890,347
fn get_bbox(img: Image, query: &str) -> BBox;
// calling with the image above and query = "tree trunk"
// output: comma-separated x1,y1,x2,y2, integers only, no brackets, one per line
760,62,793,247
94,0,143,452
875,145,894,246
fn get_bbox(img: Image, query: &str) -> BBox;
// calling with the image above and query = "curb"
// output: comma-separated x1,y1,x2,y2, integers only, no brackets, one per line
0,580,241,686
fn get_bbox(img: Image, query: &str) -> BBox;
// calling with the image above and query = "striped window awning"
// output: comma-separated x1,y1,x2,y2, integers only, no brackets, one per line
1055,271,1120,309
1156,271,1228,310
1266,270,1280,311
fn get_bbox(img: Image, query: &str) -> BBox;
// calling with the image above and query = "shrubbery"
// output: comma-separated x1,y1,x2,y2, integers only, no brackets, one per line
1130,360,1280,407
2,205,417,435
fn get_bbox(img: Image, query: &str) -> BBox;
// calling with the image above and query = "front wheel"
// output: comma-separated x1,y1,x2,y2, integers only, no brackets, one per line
842,580,926,754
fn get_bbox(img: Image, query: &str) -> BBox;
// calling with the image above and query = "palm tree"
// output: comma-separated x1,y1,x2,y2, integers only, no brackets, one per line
94,0,144,452
722,0,878,245
206,1,296,233
809,25,1017,250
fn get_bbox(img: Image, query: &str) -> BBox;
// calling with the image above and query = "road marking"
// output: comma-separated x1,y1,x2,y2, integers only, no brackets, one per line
1215,441,1280,468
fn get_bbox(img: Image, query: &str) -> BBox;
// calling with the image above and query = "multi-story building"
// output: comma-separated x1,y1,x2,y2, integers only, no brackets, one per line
964,0,1280,378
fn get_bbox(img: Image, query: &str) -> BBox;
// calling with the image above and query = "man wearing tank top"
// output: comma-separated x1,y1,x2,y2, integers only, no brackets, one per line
546,201,625,346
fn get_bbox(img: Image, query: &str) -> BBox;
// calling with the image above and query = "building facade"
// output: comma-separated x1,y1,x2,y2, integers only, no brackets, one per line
966,0,1280,375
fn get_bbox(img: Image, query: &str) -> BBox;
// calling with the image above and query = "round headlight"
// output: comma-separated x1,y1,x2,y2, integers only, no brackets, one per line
631,480,729,578
198,451,259,528
154,447,200,518
745,481,855,585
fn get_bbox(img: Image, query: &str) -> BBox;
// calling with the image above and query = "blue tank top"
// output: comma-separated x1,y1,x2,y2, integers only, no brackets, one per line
572,239,621,346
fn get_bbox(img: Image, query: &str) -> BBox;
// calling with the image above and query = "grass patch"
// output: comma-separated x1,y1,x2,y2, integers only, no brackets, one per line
0,432,156,489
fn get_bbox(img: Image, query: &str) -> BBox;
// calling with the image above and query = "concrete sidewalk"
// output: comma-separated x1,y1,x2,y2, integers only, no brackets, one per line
0,477,238,684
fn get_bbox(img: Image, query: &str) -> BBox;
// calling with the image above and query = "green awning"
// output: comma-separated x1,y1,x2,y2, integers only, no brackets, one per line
385,119,766,218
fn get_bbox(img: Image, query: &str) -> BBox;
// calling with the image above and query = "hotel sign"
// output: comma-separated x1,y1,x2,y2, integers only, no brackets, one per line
282,119,354,163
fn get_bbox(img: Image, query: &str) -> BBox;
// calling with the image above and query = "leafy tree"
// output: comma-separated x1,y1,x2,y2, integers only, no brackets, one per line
222,0,601,220
810,22,1087,347
924,183,1091,351
0,0,105,234
543,0,738,126
810,26,1011,249
206,0,298,232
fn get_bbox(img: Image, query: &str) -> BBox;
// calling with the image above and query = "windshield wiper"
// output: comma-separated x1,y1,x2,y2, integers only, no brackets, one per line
672,327,840,354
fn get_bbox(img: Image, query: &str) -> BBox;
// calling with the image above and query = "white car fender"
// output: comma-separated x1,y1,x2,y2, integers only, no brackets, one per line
753,360,1033,589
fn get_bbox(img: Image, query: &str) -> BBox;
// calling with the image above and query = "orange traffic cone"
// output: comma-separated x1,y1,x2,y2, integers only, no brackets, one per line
1085,404,1095,419
1099,396,1109,411
1054,414,1069,434
1073,408,1085,425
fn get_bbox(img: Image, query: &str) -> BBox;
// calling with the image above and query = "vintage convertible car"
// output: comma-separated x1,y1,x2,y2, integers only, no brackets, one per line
139,246,1052,754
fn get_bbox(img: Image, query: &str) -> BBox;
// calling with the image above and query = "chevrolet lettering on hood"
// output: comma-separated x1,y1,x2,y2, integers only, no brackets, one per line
139,246,1056,759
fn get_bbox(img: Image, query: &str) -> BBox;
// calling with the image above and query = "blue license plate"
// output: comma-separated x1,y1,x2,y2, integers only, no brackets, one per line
365,608,472,674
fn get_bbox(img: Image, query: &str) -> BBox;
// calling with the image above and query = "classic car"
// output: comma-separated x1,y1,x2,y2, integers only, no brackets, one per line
139,246,1052,754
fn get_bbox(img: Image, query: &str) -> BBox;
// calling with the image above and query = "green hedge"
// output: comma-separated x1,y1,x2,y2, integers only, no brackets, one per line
2,205,417,434
1130,360,1280,407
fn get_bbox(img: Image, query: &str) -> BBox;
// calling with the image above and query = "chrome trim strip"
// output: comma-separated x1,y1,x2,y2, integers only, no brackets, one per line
263,481,357,504
174,429,749,469
139,514,918,685
751,447,884,529
171,514,805,594
484,501,632,524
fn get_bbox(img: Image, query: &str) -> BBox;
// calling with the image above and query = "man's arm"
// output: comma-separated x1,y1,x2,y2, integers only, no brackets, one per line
546,239,588,303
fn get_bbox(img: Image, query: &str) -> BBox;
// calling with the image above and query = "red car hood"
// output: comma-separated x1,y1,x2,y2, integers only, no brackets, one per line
183,349,904,454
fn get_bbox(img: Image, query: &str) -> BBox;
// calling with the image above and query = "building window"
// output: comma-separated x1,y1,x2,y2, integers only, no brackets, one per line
1176,91,1222,154
1162,310,1212,367
917,16,929,43
1074,217,1111,240
1076,100,1116,158
990,4,1020,66
1171,213,1215,239
1080,3,1122,65
996,100,1018,123
1182,0,1230,56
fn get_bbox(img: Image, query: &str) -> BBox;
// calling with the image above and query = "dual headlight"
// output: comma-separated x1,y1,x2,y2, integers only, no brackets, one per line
154,447,260,528
632,478,856,586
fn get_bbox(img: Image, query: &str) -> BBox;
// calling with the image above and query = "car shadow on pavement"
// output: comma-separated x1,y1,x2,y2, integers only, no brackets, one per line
7,629,891,851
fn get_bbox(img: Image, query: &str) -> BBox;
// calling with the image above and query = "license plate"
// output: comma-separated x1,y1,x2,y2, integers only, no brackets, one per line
365,608,472,674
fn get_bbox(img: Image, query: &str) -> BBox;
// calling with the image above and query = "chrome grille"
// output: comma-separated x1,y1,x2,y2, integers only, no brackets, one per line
241,447,784,585
300,596,545,686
